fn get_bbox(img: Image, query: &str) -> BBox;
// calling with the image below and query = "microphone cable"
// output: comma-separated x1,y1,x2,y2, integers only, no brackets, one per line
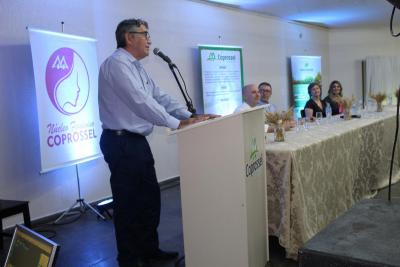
173,65,194,108
390,5,400,37
388,89,400,201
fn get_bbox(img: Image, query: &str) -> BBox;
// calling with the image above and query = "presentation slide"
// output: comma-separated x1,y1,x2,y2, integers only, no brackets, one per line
199,45,243,115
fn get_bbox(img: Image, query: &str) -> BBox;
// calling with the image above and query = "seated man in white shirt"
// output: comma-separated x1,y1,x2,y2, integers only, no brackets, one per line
257,82,277,113
234,84,260,113
235,84,277,133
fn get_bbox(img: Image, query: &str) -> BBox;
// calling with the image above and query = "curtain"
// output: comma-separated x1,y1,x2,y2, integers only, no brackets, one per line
365,56,400,103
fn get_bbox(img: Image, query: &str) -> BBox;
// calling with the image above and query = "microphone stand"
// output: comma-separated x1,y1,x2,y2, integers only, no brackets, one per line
168,62,196,114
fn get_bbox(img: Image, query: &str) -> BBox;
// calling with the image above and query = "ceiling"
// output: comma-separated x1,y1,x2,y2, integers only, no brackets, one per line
204,0,398,29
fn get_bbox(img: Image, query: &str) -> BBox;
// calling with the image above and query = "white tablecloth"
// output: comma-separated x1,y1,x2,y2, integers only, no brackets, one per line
265,109,400,258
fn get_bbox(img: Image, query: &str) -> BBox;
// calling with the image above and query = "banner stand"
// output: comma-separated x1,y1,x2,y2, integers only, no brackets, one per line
54,164,105,223
28,27,102,173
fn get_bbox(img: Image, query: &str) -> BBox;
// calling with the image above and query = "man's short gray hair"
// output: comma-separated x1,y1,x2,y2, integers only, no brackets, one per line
115,18,148,48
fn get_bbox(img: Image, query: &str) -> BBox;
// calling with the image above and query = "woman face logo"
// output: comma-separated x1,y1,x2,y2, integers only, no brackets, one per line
45,47,90,115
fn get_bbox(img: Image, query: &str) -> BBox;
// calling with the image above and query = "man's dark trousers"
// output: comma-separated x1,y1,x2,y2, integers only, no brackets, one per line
100,130,161,266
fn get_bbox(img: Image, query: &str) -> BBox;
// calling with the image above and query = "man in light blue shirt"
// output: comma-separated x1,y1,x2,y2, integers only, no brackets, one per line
98,18,208,267
257,82,277,113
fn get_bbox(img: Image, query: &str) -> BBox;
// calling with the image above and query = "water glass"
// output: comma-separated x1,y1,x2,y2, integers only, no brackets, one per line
302,118,310,130
326,110,332,120
388,95,393,106
295,117,302,132
316,112,323,125
367,98,376,112
305,108,313,122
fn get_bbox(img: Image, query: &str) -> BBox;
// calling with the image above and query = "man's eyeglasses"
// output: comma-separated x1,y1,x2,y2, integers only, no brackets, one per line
129,31,151,39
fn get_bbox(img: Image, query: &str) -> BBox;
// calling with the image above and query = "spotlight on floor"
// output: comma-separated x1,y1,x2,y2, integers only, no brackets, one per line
96,198,113,219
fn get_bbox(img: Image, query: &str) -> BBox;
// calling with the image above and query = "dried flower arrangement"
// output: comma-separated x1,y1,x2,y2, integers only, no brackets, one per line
338,96,355,110
265,107,294,125
337,96,355,119
370,92,387,112
370,92,387,103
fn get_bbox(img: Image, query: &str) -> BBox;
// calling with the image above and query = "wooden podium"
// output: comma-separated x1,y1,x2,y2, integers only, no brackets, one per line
174,107,268,267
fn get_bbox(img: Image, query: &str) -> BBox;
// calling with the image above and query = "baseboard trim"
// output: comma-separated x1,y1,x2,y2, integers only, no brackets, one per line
160,176,180,190
4,176,181,231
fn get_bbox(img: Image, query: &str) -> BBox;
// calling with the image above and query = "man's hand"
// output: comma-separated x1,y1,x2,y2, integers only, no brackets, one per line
178,113,220,129
191,114,221,120
178,117,204,129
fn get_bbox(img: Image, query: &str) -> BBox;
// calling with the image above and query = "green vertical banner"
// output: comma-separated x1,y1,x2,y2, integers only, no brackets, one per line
199,45,244,116
290,56,321,118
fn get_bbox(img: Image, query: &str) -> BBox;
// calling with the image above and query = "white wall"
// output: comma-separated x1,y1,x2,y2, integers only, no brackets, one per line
0,0,328,226
329,26,400,100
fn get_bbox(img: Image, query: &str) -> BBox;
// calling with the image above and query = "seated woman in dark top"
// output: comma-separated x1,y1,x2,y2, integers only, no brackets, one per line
303,82,326,118
323,80,343,115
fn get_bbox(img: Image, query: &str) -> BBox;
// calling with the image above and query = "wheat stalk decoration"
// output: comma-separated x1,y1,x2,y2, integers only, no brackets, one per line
370,92,387,103
265,107,294,125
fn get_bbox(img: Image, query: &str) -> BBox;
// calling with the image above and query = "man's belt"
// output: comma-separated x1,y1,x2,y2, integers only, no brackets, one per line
103,129,143,137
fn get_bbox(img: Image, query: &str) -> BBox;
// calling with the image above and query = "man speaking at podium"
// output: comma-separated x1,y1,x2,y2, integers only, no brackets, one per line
98,18,208,267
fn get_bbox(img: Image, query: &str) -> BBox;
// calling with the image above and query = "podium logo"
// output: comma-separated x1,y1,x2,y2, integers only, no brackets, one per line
45,47,90,115
245,137,263,177
249,137,258,161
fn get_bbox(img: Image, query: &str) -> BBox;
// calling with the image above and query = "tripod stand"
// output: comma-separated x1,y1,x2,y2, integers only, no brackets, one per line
54,164,105,223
